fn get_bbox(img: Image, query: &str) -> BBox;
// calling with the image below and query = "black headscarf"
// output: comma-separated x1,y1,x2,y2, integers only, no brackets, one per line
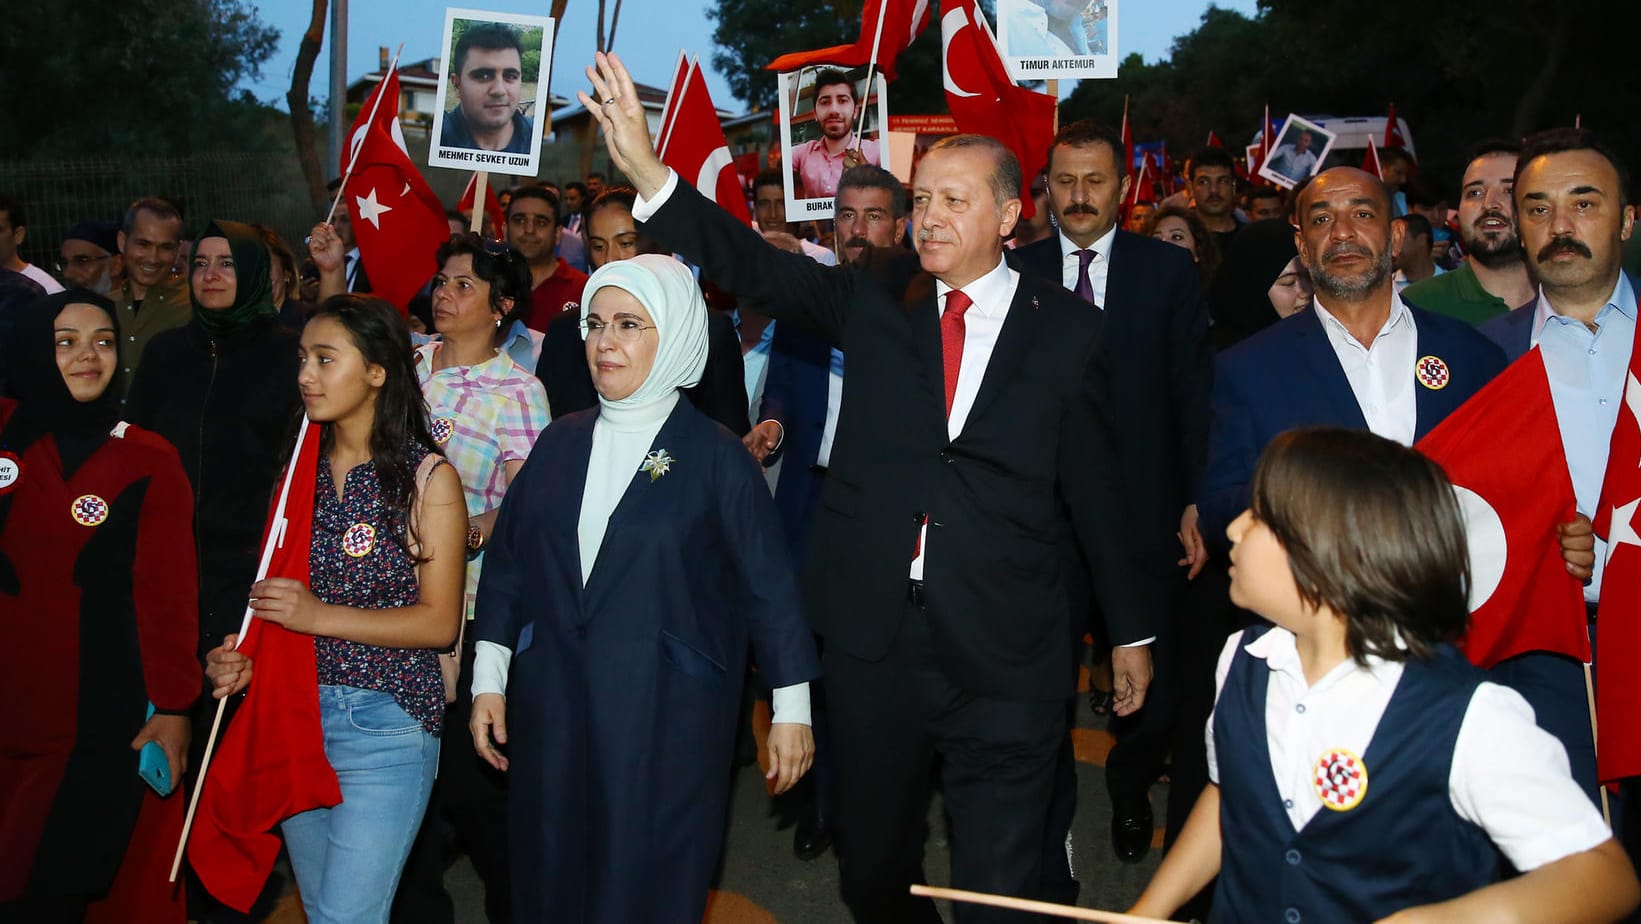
1208,219,1303,350
191,219,276,338
0,289,121,478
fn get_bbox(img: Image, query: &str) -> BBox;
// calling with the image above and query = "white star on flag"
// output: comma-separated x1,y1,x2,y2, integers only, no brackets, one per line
1609,497,1641,564
355,188,393,229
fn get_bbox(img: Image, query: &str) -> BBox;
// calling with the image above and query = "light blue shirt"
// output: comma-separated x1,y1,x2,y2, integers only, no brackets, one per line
736,312,778,423
1531,274,1636,603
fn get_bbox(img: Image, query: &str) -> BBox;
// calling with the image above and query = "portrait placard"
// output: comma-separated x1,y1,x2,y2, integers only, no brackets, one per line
776,65,892,220
997,0,1118,81
428,8,554,177
1256,114,1338,190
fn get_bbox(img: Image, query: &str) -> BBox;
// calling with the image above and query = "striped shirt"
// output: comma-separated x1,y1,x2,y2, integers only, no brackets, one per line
415,342,551,619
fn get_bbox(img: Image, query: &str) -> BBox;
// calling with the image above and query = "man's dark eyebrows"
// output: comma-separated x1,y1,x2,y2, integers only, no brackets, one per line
1571,185,1606,196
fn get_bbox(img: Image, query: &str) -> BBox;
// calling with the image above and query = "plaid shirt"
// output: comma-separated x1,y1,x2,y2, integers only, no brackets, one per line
415,342,551,619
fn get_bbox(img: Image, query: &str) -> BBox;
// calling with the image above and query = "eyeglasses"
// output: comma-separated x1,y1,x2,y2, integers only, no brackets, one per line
579,317,656,343
55,254,111,272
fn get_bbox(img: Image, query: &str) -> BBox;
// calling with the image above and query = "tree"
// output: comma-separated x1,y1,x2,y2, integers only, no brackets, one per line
708,0,947,114
288,0,329,213
0,0,279,158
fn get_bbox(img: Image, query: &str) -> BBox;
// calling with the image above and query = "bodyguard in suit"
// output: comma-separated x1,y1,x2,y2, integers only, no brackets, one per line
1475,128,1631,805
1010,119,1212,870
583,53,1157,923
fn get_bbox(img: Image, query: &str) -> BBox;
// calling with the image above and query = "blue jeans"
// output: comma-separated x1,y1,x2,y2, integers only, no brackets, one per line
282,685,439,924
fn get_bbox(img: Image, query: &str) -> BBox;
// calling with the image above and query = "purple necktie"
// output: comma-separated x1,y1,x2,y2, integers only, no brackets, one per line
1073,249,1096,304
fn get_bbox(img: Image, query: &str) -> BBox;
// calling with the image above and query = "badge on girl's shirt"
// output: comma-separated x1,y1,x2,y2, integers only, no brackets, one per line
0,451,20,495
343,522,378,558
1416,355,1451,390
70,493,109,527
430,417,455,445
1314,748,1368,811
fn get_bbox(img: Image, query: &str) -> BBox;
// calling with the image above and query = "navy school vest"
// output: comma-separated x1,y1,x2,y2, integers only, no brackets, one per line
1211,627,1501,924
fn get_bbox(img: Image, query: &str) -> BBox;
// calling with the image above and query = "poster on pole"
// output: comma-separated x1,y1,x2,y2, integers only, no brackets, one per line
777,64,892,220
997,0,1118,81
1257,114,1338,190
428,8,554,177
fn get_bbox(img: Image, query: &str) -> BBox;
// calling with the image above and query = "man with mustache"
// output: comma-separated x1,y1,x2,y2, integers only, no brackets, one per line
789,69,880,201
1404,141,1537,326
745,164,907,862
1188,146,1244,250
1476,128,1635,806
1010,119,1211,876
110,197,189,399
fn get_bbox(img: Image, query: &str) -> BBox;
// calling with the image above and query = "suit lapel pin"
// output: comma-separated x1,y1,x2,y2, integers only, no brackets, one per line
1415,355,1450,390
641,449,676,482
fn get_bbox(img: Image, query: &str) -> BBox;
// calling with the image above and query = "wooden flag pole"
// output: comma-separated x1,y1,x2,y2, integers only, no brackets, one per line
326,43,406,225
1584,661,1612,827
168,414,315,882
471,170,490,238
1048,80,1060,134
910,885,1171,923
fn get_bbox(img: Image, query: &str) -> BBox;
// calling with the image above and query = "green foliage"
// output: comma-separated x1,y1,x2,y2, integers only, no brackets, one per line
0,0,280,159
708,0,948,114
448,18,546,80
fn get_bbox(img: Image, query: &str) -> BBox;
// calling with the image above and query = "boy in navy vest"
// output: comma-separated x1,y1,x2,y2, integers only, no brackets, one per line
1129,427,1638,923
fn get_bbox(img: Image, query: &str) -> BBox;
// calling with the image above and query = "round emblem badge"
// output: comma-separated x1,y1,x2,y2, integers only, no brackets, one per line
70,494,109,527
430,417,455,445
1416,354,1450,391
0,451,21,495
342,522,377,558
1313,748,1368,811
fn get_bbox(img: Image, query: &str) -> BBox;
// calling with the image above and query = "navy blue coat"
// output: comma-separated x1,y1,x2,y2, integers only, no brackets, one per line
1199,305,1507,545
472,397,820,923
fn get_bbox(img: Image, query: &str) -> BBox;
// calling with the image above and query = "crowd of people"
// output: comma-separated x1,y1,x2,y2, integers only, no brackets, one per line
4,45,1641,924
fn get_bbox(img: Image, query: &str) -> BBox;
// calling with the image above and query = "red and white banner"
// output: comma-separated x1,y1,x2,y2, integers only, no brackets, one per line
767,0,932,82
657,53,752,226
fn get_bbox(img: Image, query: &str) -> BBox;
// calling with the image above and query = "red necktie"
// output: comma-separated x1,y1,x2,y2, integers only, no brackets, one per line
941,289,973,418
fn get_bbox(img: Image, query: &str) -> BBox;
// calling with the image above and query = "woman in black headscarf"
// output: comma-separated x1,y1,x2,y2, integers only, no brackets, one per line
0,290,200,922
1206,218,1313,350
124,222,303,815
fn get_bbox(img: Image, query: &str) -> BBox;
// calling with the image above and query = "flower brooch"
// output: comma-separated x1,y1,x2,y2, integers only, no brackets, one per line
640,449,675,482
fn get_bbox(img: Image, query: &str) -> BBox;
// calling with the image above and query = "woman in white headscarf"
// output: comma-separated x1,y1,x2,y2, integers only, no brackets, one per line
467,254,819,922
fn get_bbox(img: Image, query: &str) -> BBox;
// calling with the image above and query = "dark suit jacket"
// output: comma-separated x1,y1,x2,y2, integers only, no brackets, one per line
1009,233,1212,582
644,180,1152,701
1199,305,1508,545
758,321,834,558
536,306,751,436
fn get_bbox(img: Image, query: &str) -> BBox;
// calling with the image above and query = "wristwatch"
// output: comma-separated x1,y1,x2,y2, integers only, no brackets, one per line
466,521,484,559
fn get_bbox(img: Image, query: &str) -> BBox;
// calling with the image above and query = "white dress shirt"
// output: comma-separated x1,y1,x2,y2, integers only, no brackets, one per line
1206,628,1610,872
1058,226,1116,309
1311,293,1419,446
909,257,1018,580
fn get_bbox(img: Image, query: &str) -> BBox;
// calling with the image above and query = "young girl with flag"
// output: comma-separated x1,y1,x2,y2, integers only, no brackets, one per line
1129,427,1638,924
203,295,466,924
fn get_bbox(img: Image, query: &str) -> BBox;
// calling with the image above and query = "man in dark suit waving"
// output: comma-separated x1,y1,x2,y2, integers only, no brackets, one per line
582,53,1157,923
1010,120,1212,869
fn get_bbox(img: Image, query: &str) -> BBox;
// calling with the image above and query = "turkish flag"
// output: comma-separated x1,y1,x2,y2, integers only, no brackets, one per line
1249,104,1279,186
1593,297,1641,781
1414,349,1587,671
337,70,450,314
188,417,340,912
457,173,506,240
1206,129,1224,149
941,0,1055,219
1362,136,1383,179
657,53,752,227
767,0,932,82
1384,102,1407,150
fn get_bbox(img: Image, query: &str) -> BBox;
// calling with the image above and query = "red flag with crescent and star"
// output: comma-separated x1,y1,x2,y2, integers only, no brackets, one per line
1593,297,1641,782
767,0,932,82
337,69,450,314
941,0,1055,219
1414,349,1588,672
187,417,339,912
657,52,752,227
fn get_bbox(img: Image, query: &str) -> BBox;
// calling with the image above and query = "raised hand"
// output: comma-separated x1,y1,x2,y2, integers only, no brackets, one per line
578,52,669,198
